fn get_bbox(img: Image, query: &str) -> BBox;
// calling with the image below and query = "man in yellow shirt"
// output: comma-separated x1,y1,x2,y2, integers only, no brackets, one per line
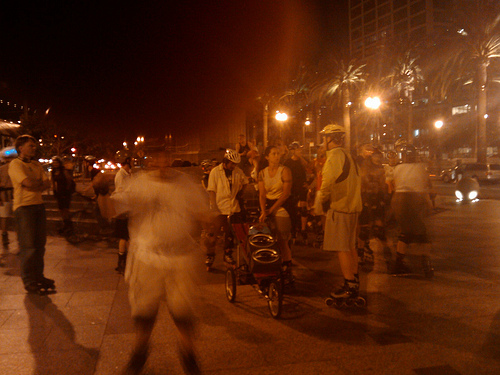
319,125,363,305
8,135,52,294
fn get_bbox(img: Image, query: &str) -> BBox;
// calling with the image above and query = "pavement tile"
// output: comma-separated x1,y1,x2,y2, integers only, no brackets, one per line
67,290,116,307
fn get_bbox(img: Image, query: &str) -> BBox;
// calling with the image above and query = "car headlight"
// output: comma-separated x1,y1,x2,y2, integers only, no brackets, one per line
248,233,276,248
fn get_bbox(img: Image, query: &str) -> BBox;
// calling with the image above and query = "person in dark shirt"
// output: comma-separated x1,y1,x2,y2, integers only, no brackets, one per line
284,142,309,244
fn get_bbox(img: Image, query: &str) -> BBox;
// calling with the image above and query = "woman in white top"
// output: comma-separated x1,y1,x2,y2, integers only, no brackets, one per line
257,145,293,272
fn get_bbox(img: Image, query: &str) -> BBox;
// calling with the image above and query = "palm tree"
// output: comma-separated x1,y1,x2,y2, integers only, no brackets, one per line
428,4,500,163
312,58,366,152
385,50,424,143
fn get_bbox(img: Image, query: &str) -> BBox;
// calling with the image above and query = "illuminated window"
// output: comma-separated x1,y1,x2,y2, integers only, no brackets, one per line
452,105,471,115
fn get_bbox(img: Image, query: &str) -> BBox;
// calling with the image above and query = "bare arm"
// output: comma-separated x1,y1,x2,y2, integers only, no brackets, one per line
267,166,292,215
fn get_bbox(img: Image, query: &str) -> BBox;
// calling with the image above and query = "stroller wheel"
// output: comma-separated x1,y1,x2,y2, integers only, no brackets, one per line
267,280,283,319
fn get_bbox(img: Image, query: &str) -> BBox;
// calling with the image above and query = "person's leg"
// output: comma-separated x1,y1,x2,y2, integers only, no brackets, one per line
15,206,39,289
33,205,47,283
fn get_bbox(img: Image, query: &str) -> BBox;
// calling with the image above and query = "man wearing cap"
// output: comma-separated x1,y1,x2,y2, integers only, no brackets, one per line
319,124,363,300
204,149,248,268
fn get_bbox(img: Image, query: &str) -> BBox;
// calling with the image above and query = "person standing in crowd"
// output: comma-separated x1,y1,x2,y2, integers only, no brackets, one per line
9,135,53,294
205,149,248,268
270,137,289,164
319,124,362,300
51,156,76,236
235,134,254,176
391,141,434,277
0,149,16,248
258,145,294,280
113,156,132,274
112,151,211,375
284,141,309,245
357,147,388,265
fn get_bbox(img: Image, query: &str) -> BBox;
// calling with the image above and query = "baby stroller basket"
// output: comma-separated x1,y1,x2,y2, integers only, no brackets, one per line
246,223,281,274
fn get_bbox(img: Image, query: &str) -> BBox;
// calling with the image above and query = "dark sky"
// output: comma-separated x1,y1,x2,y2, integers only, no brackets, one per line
0,1,347,142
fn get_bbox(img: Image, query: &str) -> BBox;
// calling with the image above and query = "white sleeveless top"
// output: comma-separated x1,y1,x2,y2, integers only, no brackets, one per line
261,166,289,217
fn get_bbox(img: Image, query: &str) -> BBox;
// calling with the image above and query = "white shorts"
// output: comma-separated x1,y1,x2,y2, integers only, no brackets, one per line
323,211,359,252
0,202,13,218
126,252,196,320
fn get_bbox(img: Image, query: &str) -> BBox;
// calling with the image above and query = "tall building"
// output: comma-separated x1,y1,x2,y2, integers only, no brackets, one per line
348,0,452,61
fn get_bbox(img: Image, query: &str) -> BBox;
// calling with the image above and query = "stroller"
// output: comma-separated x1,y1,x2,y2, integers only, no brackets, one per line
224,209,285,318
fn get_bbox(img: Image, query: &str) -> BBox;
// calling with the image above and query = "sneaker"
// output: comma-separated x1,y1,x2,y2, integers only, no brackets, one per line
25,283,41,294
332,279,359,299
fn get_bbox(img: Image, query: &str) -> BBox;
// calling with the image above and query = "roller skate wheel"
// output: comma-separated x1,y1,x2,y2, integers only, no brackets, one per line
355,297,366,307
325,297,334,306
345,298,355,307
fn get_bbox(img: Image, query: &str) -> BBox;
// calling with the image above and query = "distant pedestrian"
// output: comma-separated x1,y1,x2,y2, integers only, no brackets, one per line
0,150,16,248
51,156,76,236
284,141,309,244
113,156,132,274
235,134,255,176
112,150,211,374
9,135,53,294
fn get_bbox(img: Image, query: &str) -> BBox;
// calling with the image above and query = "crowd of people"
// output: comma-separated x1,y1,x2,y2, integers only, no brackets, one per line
0,130,436,374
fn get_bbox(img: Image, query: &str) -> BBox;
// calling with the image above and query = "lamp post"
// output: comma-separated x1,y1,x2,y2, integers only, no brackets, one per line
303,120,311,159
434,120,444,169
365,97,381,143
275,111,288,139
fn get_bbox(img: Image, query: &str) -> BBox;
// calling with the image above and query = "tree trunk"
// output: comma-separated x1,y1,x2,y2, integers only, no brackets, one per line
477,62,488,163
343,89,351,152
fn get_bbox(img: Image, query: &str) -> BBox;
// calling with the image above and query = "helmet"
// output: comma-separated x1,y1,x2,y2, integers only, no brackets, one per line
320,124,345,135
224,149,241,164
201,159,214,172
289,141,302,150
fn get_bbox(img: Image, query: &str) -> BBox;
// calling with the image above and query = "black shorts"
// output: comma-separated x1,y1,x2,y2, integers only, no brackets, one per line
115,218,129,240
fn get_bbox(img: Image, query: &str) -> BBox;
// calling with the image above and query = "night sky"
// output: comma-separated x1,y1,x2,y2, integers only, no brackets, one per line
0,1,347,142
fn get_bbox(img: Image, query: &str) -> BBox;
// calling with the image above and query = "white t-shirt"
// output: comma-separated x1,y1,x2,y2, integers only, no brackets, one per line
207,163,248,215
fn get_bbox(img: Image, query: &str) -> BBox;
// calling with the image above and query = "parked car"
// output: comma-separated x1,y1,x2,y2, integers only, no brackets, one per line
451,163,500,184
440,167,454,183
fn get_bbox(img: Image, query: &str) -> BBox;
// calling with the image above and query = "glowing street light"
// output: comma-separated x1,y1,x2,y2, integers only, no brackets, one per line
434,120,444,129
275,111,288,122
364,96,381,110
365,97,381,142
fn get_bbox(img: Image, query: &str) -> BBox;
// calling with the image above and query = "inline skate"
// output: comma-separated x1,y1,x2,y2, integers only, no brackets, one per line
325,279,366,308
115,252,127,274
25,277,56,295
205,253,215,271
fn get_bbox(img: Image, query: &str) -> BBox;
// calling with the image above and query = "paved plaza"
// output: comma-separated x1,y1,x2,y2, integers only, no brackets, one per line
1,195,500,374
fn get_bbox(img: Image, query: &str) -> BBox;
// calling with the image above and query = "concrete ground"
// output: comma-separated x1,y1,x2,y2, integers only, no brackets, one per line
1,195,500,374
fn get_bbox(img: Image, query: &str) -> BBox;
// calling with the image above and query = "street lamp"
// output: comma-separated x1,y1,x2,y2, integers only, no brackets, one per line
434,120,444,167
365,97,381,143
303,120,311,159
275,111,288,138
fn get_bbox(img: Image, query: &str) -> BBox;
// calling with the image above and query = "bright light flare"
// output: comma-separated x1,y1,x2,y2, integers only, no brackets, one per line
365,97,381,109
435,120,444,129
275,112,288,122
